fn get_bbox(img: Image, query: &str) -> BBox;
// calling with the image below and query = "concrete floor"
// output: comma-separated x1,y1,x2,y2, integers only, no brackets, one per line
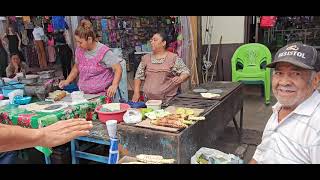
212,84,278,163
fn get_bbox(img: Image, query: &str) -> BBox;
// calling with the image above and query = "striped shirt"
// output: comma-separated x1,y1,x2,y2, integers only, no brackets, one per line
253,91,320,164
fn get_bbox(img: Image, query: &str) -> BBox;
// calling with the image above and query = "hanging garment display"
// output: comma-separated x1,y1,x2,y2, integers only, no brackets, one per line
16,18,25,34
22,16,31,23
52,16,66,31
102,31,109,45
101,19,108,31
21,30,29,46
260,16,277,29
47,24,54,33
64,30,72,47
8,16,16,22
47,38,56,63
25,44,39,67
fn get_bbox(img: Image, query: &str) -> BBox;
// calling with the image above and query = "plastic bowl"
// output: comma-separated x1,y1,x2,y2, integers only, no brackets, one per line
95,103,131,124
14,96,32,105
0,100,10,107
1,83,25,97
63,83,79,93
145,100,162,111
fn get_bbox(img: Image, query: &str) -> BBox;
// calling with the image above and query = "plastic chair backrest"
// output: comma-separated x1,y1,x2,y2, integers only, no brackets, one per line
232,43,272,74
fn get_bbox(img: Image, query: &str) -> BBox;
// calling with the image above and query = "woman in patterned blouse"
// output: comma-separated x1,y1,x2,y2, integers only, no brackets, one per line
132,32,190,103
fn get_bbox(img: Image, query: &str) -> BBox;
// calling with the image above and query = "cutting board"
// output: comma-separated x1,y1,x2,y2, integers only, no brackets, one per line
134,119,181,133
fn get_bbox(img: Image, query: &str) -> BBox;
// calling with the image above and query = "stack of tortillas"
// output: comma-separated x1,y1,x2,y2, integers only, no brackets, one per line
200,93,221,98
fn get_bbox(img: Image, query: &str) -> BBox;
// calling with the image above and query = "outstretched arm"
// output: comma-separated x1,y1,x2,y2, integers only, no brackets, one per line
0,119,92,153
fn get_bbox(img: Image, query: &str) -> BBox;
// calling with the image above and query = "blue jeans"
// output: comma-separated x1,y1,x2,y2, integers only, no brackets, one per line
0,151,17,164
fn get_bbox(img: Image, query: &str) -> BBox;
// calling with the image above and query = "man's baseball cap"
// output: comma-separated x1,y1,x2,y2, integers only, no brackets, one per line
266,42,320,72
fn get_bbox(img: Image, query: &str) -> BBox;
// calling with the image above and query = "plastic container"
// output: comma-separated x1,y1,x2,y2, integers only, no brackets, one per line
145,100,162,111
123,109,142,124
37,70,55,79
127,101,146,108
0,80,19,86
106,120,117,138
95,103,131,124
18,75,39,85
1,83,25,97
63,83,79,93
0,100,10,107
13,96,32,105
8,89,24,104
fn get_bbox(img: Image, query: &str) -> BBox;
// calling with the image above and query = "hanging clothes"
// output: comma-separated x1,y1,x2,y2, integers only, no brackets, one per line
0,45,8,77
6,34,19,54
101,19,108,31
24,44,39,67
63,30,72,47
47,24,54,33
8,16,16,22
22,16,31,23
52,16,66,31
21,30,29,46
47,38,56,63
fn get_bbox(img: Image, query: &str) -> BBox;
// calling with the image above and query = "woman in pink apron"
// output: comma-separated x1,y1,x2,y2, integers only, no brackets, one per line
59,20,122,97
132,32,190,103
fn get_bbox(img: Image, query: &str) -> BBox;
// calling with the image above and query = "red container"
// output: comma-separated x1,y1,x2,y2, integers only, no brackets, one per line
95,103,131,124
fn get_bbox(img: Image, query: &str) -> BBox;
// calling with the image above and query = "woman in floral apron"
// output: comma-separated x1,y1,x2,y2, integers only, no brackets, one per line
59,20,122,97
132,32,190,103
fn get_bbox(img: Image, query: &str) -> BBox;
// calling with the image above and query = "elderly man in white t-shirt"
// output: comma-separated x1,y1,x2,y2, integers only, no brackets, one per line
250,43,320,164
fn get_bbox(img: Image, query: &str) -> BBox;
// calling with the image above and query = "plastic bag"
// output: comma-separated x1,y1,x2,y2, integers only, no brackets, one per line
123,109,142,124
191,147,244,164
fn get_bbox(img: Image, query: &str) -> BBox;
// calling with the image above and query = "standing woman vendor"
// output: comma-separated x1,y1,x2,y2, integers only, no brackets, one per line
132,32,190,103
59,20,122,97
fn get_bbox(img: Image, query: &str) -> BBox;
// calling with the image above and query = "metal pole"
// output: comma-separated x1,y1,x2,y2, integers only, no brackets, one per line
255,16,260,43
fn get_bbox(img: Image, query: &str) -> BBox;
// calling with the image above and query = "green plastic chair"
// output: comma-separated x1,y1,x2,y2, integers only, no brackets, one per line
231,43,272,104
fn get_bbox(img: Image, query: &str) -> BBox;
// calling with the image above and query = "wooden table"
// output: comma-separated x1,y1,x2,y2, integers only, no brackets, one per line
117,81,244,164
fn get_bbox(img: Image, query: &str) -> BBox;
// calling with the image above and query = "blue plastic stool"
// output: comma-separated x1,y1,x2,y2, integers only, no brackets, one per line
70,137,118,164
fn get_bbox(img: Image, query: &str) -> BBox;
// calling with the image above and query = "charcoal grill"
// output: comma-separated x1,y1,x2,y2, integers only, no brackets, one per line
177,81,241,100
164,97,219,115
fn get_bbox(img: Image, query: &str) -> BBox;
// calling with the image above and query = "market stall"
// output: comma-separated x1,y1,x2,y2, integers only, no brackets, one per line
3,16,73,69
0,91,105,160
79,16,183,73
259,16,320,52
117,81,243,164
0,81,243,164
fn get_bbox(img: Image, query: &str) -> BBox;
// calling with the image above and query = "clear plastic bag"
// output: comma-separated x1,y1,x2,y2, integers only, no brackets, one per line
191,147,244,164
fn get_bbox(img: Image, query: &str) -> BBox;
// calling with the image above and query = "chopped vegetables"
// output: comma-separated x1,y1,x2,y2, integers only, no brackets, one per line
145,109,171,120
